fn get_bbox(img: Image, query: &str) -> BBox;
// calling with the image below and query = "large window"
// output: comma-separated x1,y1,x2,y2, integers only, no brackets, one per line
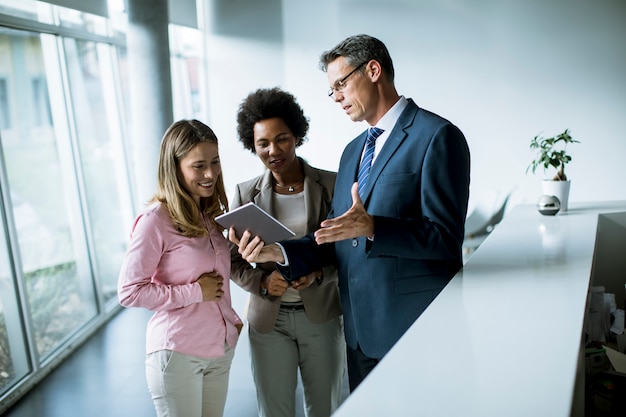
0,8,133,403
62,37,133,304
0,0,208,409
1,28,98,362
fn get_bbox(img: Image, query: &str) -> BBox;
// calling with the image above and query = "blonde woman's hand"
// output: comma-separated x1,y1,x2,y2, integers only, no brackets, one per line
197,272,224,302
229,228,285,264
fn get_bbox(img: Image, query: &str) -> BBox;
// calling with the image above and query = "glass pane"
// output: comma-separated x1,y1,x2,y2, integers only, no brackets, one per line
0,28,97,359
63,38,132,305
0,201,30,396
108,0,128,36
116,46,130,127
170,25,204,120
57,7,108,36
0,0,53,24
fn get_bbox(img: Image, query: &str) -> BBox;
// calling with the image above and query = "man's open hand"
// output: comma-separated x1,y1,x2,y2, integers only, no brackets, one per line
314,182,374,244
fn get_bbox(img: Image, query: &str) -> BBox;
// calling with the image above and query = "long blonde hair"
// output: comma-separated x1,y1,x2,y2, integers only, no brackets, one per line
152,119,229,237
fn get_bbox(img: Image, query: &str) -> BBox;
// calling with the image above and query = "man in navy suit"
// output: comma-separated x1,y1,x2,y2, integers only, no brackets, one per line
232,34,471,391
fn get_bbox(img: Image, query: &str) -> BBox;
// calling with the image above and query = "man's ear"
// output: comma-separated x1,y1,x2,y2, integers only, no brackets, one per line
366,60,382,82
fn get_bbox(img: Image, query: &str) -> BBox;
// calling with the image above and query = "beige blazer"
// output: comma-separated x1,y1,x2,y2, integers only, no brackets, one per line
229,158,341,333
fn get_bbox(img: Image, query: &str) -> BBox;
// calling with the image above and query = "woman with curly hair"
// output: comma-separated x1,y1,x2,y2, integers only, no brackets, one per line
118,119,242,417
230,87,346,417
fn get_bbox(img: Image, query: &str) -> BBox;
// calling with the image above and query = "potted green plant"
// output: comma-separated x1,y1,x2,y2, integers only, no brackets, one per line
527,128,580,212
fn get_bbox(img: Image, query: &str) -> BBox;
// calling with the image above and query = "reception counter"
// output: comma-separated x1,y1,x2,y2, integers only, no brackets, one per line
333,201,626,417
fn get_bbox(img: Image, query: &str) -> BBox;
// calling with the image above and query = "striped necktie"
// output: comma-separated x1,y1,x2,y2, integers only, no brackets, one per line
357,127,384,197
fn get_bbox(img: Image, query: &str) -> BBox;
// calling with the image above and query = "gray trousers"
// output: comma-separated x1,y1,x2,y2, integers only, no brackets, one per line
249,309,346,417
146,347,235,417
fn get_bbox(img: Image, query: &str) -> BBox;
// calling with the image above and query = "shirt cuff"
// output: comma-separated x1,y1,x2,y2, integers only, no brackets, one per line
275,242,289,266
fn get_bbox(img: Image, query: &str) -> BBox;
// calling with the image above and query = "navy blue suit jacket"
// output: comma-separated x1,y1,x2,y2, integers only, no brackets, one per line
280,99,470,358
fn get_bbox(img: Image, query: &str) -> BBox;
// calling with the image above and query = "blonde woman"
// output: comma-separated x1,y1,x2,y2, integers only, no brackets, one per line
118,119,242,417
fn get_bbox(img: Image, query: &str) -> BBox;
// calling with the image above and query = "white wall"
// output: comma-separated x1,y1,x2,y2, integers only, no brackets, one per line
204,0,626,213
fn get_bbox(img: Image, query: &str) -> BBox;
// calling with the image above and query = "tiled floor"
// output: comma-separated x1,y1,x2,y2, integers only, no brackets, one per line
3,287,349,417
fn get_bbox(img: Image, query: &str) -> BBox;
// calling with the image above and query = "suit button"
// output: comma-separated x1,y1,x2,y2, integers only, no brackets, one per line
352,238,358,247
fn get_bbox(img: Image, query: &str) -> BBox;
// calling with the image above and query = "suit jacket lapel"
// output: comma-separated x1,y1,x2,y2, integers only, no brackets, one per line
254,171,275,211
346,131,368,182
360,101,419,202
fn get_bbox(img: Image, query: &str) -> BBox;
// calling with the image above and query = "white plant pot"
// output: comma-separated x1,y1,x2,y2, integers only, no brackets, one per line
541,180,571,212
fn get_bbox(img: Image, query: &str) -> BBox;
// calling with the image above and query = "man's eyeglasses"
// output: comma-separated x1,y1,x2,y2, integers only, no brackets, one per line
327,61,367,98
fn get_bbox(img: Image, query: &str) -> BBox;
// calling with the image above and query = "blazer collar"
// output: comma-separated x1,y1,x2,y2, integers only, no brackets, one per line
254,158,324,233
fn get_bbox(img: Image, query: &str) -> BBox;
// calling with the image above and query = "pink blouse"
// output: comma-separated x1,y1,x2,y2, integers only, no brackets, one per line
118,202,241,358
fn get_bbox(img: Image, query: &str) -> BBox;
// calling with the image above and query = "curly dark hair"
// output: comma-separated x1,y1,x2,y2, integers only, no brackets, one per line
236,87,309,154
